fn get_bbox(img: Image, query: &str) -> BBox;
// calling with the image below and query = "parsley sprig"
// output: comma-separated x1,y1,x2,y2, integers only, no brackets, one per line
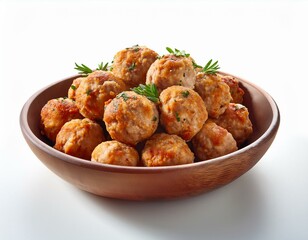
201,59,220,74
131,84,159,103
74,62,109,76
166,47,190,57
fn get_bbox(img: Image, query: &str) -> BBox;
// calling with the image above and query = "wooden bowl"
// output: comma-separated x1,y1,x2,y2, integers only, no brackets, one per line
20,73,280,200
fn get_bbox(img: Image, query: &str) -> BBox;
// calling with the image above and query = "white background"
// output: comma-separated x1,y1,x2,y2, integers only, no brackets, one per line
1,0,308,239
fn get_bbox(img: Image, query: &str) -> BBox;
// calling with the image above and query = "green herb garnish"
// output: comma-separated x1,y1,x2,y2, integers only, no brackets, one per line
70,85,77,90
132,44,140,51
182,90,189,98
74,63,93,75
97,62,109,71
127,44,140,51
192,60,202,69
128,62,136,71
166,47,190,57
131,84,159,103
74,61,109,75
201,59,220,74
152,116,158,121
175,112,181,122
86,89,92,96
117,92,129,101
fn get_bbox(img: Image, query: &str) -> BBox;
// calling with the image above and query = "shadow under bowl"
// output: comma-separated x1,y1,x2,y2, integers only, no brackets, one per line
20,73,280,200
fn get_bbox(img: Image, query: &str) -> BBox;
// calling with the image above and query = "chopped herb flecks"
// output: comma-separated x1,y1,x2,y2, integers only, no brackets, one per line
127,44,140,51
182,90,189,98
128,62,136,71
70,85,77,90
175,112,180,122
132,44,140,52
117,92,129,101
86,89,92,96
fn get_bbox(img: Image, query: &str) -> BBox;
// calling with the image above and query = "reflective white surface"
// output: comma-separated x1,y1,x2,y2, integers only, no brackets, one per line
1,0,308,239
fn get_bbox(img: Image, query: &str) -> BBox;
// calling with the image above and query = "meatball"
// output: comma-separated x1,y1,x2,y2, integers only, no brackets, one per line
91,140,139,166
54,118,105,160
219,74,245,104
112,45,158,87
192,120,238,160
141,133,194,167
159,86,208,141
75,70,126,120
68,77,84,100
146,54,196,93
195,73,232,119
103,91,159,146
213,103,253,146
40,97,83,142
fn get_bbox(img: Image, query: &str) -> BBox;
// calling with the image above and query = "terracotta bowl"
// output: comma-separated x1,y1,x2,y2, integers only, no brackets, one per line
20,73,280,200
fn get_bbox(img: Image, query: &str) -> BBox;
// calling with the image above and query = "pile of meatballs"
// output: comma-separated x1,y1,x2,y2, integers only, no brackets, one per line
40,45,253,167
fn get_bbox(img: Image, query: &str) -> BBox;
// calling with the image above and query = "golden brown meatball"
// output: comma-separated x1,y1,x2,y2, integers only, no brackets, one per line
103,91,159,146
213,103,253,146
195,73,232,119
219,74,245,104
54,118,105,160
146,54,196,93
159,86,208,141
68,77,84,100
192,120,238,160
142,133,194,167
40,98,83,142
112,45,158,88
75,70,127,120
91,140,139,166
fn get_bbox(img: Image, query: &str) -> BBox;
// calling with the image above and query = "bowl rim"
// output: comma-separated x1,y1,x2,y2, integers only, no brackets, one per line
20,73,280,173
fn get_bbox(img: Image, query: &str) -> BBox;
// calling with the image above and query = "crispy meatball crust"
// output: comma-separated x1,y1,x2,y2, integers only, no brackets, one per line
54,118,105,160
146,54,196,93
195,73,232,119
213,103,253,146
75,70,127,120
141,133,194,167
91,140,139,166
159,86,208,141
68,77,84,100
103,91,159,146
192,121,238,160
40,97,83,142
219,74,245,104
112,45,158,87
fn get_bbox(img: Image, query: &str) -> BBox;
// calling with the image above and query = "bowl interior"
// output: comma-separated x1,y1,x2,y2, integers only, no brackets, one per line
23,72,278,172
